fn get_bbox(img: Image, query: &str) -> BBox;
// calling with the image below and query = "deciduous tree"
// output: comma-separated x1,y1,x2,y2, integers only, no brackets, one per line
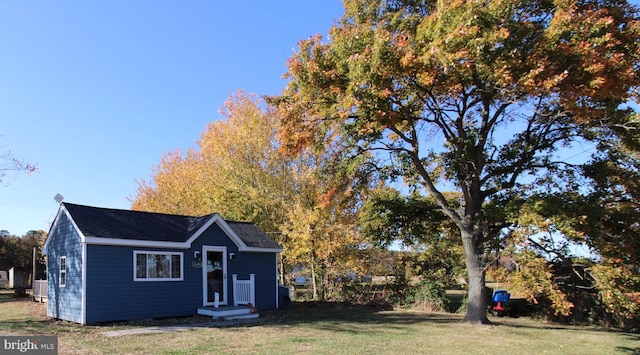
0,230,46,279
270,0,640,323
490,133,640,325
282,146,371,300
133,91,295,280
133,91,372,288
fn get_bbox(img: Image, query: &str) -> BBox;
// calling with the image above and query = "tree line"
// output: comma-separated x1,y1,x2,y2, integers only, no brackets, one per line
0,230,47,280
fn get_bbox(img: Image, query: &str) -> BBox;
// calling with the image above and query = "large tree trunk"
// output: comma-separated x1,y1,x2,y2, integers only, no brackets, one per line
461,228,490,324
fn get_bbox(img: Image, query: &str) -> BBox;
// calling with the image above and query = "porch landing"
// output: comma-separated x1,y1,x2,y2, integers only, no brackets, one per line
197,305,259,320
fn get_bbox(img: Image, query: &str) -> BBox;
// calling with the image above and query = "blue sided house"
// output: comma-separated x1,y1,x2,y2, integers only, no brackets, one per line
42,202,282,324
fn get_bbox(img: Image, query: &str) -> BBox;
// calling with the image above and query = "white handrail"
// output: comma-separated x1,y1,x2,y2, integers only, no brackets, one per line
232,274,255,306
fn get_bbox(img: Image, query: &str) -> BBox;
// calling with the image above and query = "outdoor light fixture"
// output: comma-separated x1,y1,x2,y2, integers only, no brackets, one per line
229,253,236,260
194,251,201,260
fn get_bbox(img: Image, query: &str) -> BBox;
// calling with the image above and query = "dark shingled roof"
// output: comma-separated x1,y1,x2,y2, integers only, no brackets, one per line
225,221,281,250
62,203,281,250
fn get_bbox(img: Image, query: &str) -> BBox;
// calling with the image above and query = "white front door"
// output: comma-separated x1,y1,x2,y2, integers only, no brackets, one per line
202,246,227,306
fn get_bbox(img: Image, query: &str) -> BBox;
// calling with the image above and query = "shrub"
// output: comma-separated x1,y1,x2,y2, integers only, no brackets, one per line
337,280,375,304
404,280,450,312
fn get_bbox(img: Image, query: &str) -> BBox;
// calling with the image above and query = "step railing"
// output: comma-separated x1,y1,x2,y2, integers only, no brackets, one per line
232,274,255,306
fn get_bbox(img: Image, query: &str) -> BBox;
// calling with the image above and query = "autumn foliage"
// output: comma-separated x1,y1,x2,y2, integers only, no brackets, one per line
131,0,640,327
270,0,640,324
132,91,372,297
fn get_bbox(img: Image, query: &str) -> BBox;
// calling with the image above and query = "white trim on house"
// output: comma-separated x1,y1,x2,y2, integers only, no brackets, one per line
242,246,284,253
48,213,283,253
59,256,67,288
275,256,279,310
81,243,87,325
202,246,227,307
184,214,222,246
84,237,190,249
43,205,85,255
185,214,283,253
133,251,184,282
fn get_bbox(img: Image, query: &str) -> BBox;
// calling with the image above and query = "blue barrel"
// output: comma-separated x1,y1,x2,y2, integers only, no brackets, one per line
492,290,510,303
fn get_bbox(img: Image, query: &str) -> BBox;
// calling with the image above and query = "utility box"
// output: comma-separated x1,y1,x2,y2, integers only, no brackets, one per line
278,285,292,309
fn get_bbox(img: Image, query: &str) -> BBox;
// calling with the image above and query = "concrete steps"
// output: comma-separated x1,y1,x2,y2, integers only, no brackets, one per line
197,305,259,320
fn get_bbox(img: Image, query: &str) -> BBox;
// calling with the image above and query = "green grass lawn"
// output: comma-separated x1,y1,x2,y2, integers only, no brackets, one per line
0,290,638,354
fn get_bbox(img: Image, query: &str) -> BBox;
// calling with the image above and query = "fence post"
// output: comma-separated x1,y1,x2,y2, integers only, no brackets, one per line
232,274,238,306
249,274,255,307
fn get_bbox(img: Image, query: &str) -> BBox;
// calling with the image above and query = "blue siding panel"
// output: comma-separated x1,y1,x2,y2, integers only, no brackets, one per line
228,252,277,310
85,245,201,323
46,213,84,324
83,222,278,324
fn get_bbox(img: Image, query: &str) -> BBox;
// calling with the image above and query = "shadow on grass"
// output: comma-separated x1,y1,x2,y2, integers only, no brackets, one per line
264,301,640,341
615,345,640,354
0,290,30,304
3,294,637,346
491,317,640,337
263,301,462,328
1,319,58,334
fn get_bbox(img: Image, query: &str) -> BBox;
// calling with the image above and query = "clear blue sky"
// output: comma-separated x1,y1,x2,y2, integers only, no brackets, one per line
0,1,344,236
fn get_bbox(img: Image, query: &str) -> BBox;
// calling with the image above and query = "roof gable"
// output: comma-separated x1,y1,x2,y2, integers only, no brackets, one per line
45,203,281,252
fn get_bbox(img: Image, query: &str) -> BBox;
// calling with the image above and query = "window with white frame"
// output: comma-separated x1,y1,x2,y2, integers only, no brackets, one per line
59,256,67,287
134,251,183,281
